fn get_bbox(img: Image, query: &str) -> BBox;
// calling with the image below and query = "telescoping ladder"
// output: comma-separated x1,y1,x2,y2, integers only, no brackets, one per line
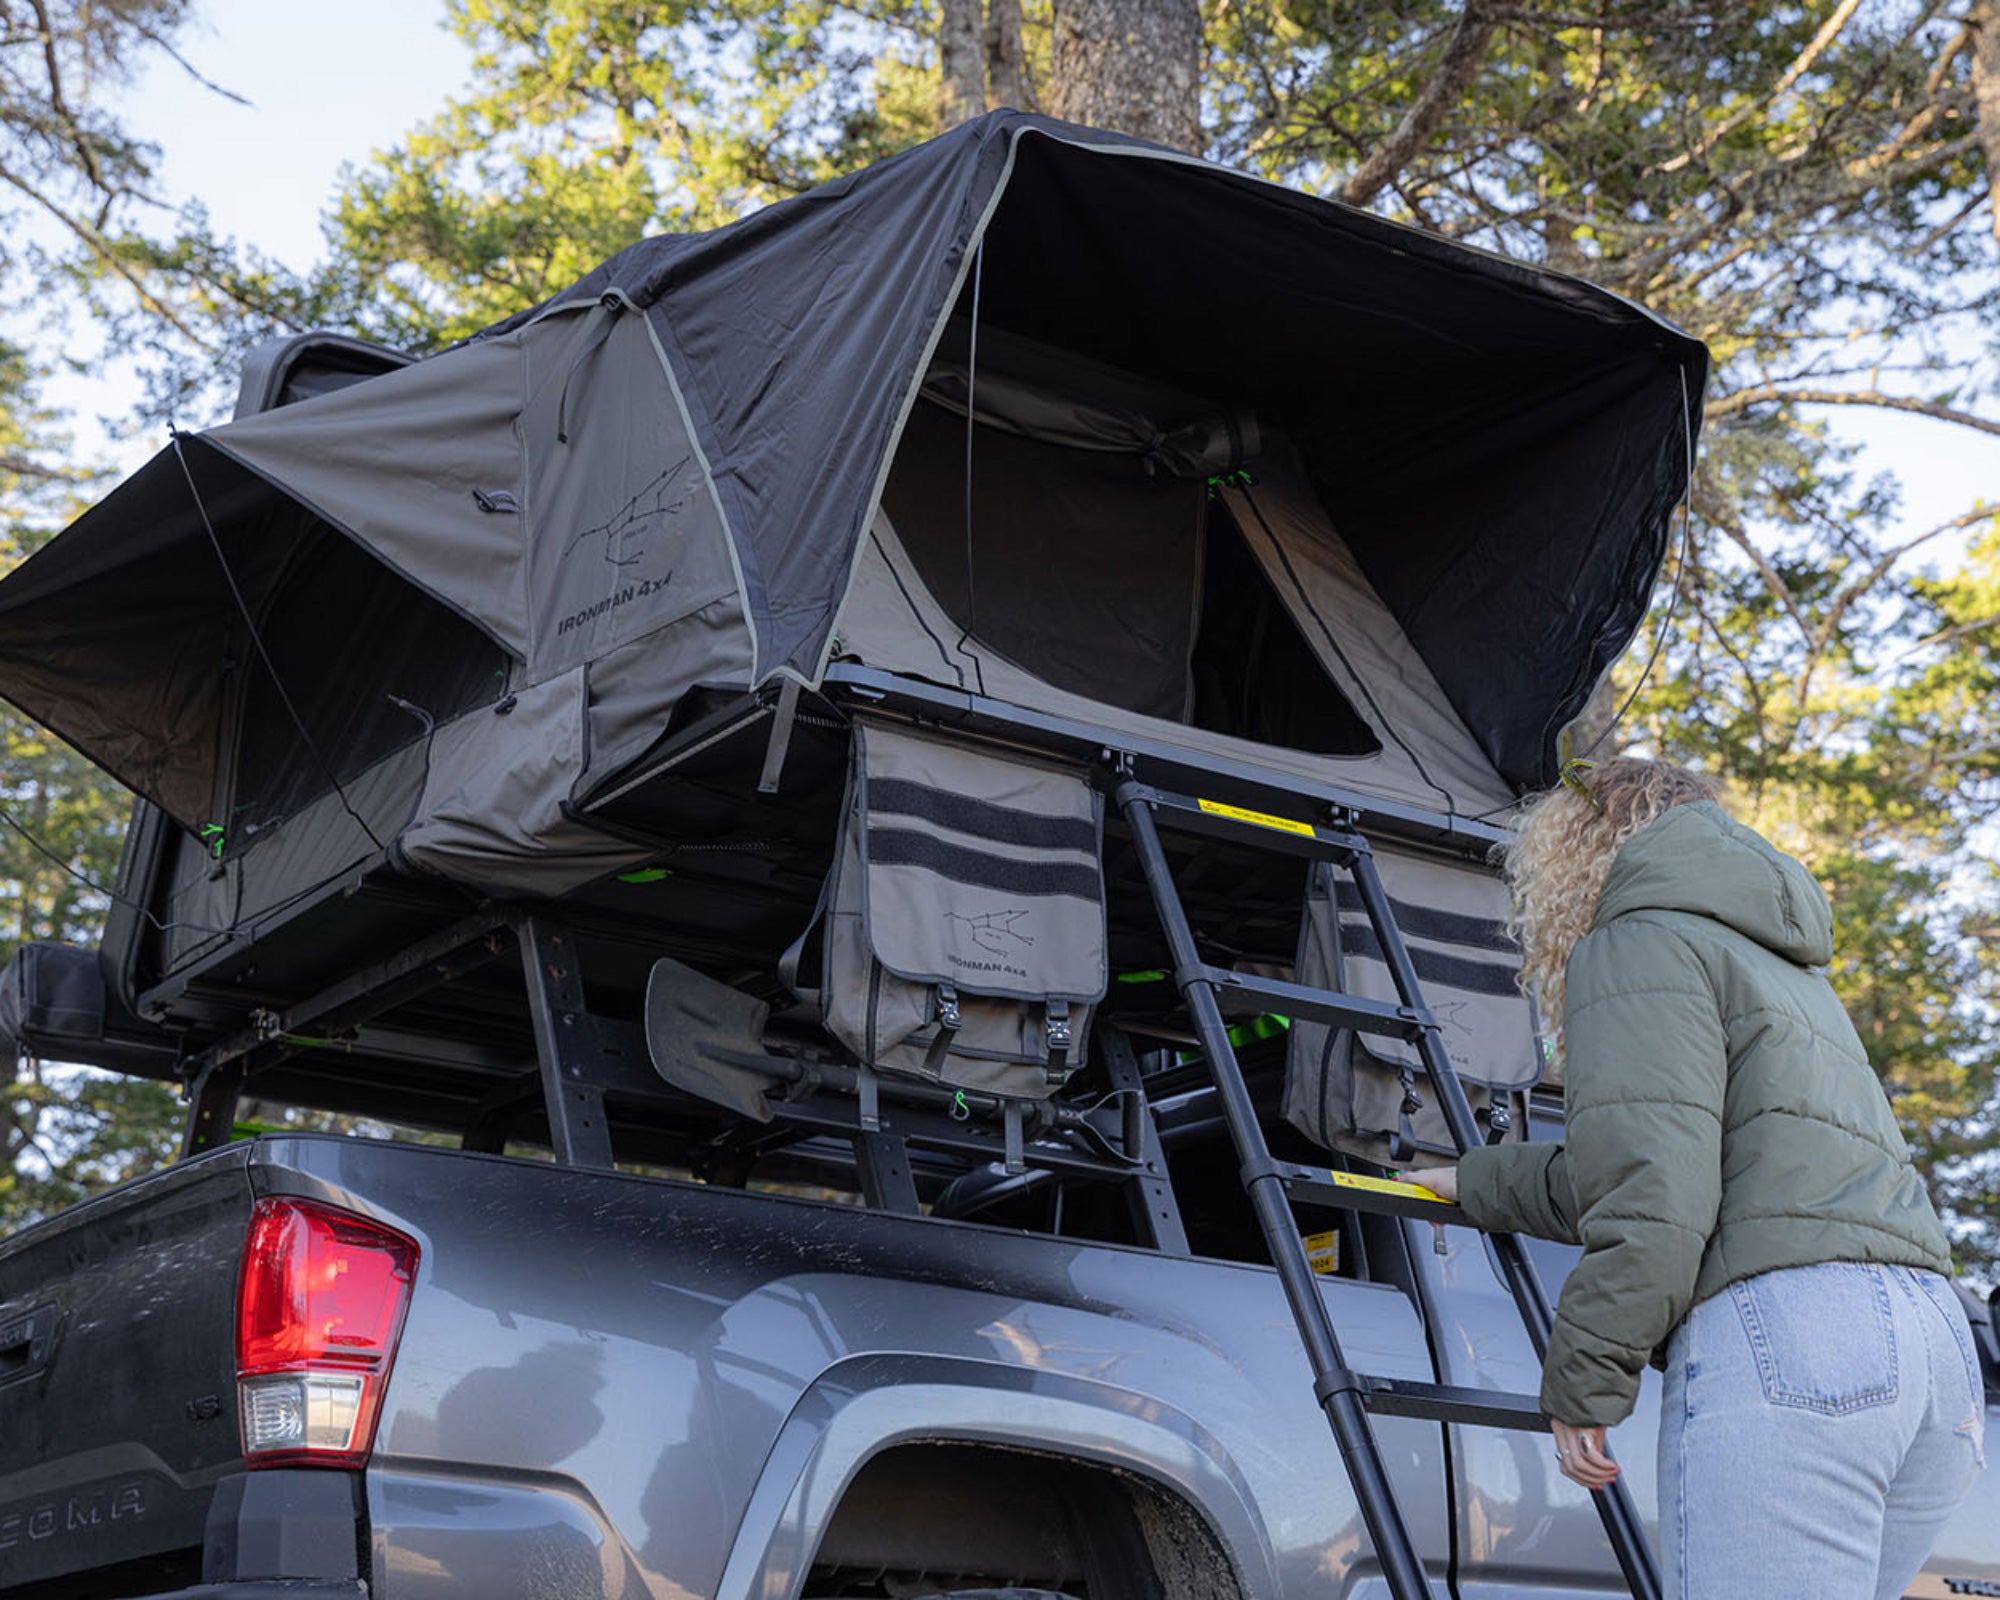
1114,777,1663,1600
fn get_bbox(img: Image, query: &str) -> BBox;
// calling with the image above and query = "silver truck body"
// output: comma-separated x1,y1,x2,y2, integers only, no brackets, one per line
5,1128,1995,1599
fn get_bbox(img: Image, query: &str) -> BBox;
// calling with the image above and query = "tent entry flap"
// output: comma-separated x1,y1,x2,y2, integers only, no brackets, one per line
882,397,1207,722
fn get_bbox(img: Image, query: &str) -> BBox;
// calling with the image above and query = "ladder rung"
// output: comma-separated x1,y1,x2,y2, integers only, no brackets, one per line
1123,783,1367,859
1194,965,1431,1041
1277,1163,1461,1222
1357,1376,1547,1431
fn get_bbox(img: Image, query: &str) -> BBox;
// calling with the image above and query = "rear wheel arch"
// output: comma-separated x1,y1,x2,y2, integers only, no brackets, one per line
710,1356,1272,1600
805,1439,1245,1600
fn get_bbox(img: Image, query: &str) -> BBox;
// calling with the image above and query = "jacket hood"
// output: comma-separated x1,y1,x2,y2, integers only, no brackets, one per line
1591,801,1833,966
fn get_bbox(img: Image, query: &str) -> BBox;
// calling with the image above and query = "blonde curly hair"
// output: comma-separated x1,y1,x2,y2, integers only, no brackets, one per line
1504,756,1721,1071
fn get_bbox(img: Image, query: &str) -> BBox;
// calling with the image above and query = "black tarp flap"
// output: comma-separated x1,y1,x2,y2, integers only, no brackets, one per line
0,437,506,831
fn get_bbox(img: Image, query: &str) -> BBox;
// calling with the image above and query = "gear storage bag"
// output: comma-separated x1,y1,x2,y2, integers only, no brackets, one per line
1282,846,1542,1162
813,718,1107,1098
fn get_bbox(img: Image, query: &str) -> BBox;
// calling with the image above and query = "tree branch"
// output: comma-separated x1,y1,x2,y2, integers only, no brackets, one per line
0,453,82,482
1657,0,1864,175
1693,472,1812,641
1339,0,1499,208
1707,384,2000,438
0,167,215,352
120,16,252,107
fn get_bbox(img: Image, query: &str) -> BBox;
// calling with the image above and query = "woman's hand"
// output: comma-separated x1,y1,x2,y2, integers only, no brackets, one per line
1551,1418,1620,1490
1416,1163,1458,1203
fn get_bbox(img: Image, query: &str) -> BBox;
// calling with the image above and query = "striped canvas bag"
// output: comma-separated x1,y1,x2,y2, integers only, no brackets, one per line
1282,846,1544,1163
810,719,1106,1099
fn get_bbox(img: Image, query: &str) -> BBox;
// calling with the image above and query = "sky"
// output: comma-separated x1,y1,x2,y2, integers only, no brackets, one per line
131,1,472,267
60,1,2000,554
45,0,473,456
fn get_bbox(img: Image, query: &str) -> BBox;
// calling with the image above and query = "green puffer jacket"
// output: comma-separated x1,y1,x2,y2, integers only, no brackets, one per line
1457,800,1951,1429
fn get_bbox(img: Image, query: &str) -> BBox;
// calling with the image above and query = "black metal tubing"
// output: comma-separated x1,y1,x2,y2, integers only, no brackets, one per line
826,664,1510,855
1276,1164,1462,1226
181,1058,246,1158
1114,780,1371,861
1118,783,1442,1600
1345,850,1664,1600
1196,963,1427,1041
1359,1377,1546,1431
1101,1028,1192,1255
853,1130,921,1212
187,910,511,1078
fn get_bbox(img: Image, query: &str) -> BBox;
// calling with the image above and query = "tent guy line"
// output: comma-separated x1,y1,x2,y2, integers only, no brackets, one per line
168,426,390,857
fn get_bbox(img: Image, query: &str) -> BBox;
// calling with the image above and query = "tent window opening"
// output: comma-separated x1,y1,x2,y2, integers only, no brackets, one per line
878,394,1381,756
228,514,510,844
1191,499,1380,757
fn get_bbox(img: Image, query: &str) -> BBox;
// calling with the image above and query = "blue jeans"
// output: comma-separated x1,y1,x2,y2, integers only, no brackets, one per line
1658,1261,1985,1599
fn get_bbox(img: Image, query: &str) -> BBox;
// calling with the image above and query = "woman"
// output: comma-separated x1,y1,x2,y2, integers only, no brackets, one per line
1423,756,1983,1600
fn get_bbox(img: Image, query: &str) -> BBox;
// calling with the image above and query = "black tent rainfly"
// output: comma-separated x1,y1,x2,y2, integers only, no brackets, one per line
0,112,1707,990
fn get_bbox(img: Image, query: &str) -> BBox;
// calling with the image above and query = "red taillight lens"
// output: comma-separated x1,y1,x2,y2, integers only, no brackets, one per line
235,1198,418,1469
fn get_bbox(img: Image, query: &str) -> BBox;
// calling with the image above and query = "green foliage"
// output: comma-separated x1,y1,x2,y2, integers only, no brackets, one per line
2,1061,180,1229
0,8,203,1230
326,0,958,347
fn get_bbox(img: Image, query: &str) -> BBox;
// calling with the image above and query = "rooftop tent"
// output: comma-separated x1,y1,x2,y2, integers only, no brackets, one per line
0,110,1706,906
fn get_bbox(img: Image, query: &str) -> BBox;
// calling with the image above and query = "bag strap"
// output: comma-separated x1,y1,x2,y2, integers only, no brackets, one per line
778,869,834,1007
920,983,962,1077
1044,999,1073,1084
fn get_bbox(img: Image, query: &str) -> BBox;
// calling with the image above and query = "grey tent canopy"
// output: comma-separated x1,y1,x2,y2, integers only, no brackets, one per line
0,111,1706,911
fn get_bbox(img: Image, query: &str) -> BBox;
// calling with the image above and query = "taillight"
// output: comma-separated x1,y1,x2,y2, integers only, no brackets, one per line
235,1197,418,1469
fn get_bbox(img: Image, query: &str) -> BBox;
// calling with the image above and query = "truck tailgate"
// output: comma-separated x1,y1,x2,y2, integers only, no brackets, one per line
0,1144,255,1594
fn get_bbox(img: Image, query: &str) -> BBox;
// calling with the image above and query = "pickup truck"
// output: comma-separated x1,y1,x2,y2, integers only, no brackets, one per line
3,1072,1998,1600
3,124,1997,1596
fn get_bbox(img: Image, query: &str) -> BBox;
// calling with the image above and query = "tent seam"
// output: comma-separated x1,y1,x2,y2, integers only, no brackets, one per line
807,120,1025,692
636,298,759,684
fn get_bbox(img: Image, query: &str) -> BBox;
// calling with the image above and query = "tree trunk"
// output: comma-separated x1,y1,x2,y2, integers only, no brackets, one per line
1047,0,1202,154
939,0,987,128
986,0,1031,112
1971,0,2000,251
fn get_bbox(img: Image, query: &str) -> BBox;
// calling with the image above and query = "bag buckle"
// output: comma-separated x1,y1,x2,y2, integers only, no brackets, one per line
936,983,962,1032
1044,999,1073,1083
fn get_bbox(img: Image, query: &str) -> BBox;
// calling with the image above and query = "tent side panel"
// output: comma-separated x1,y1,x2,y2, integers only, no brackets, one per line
154,742,429,977
0,445,286,827
515,306,743,675
638,122,1015,681
576,592,757,804
1218,451,1514,815
394,665,651,898
208,337,535,654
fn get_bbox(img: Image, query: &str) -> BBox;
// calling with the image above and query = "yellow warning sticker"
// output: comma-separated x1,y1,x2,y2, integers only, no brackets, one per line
1303,1229,1341,1275
1197,797,1316,837
1327,1170,1454,1205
